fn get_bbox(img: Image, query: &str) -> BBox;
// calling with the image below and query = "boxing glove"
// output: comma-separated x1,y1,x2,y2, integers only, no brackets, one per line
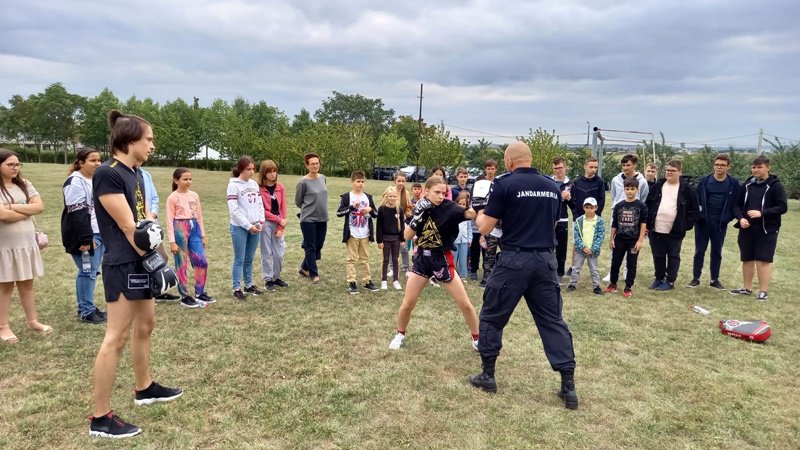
134,220,163,252
470,179,492,211
142,250,178,297
409,198,433,231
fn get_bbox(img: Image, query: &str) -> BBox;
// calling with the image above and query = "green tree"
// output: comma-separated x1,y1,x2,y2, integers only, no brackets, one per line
157,98,200,163
518,127,569,173
390,115,437,162
375,131,408,167
417,125,463,170
315,91,395,138
80,88,120,155
765,138,800,199
31,83,85,163
290,108,314,135
124,96,161,124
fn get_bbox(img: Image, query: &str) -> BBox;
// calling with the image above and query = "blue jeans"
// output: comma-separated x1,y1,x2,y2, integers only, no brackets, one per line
454,242,468,278
693,221,728,281
71,233,104,318
231,225,260,290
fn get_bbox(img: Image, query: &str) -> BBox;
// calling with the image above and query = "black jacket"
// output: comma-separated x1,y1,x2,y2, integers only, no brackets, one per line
732,175,787,234
376,205,405,243
646,178,699,238
60,178,95,256
696,174,739,228
568,175,605,217
336,192,377,243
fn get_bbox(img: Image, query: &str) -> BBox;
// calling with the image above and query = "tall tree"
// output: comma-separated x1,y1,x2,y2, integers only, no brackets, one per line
518,127,569,173
32,83,85,163
417,125,463,169
80,88,120,155
315,91,395,138
390,115,437,162
290,108,314,135
375,131,408,167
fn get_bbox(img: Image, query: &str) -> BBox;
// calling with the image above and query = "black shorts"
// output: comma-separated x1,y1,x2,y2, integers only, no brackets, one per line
411,248,456,282
738,229,779,263
102,260,153,302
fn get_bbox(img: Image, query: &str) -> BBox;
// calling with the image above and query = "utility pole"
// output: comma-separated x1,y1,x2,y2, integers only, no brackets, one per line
416,83,424,174
757,128,764,154
586,121,590,147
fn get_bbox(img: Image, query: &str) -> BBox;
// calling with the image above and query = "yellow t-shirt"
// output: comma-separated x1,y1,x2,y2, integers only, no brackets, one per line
581,215,598,250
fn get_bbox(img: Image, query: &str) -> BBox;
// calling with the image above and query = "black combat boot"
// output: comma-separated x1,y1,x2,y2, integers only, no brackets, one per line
469,356,497,393
558,370,579,410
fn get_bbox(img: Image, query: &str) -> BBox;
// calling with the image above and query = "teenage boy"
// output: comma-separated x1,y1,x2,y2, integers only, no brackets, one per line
644,163,659,191
730,156,787,301
690,154,739,289
451,167,470,199
476,160,499,287
336,171,379,295
566,197,605,295
89,111,182,438
609,154,649,207
646,160,699,291
605,178,648,298
549,157,571,279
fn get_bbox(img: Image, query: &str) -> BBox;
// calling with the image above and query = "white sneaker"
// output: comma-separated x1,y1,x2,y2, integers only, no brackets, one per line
393,280,402,290
380,281,388,290
602,272,611,283
472,338,479,351
388,332,405,350
387,268,393,278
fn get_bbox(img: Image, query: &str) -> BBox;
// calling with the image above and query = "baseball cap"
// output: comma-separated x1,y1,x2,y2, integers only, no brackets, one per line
583,197,597,206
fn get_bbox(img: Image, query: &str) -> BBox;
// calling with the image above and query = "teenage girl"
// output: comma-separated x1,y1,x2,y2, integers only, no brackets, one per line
167,168,213,308
388,176,479,351
453,191,472,281
430,166,453,200
61,148,106,323
0,150,50,344
258,159,288,291
227,156,265,300
376,186,403,290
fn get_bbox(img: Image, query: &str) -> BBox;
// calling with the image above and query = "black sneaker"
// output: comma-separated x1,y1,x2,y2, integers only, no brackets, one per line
729,287,753,296
196,292,216,304
468,373,497,393
80,310,107,324
558,384,579,410
348,282,359,295
593,287,604,295
364,281,380,292
478,280,487,288
95,308,108,319
565,285,576,292
181,296,202,308
134,382,183,406
233,289,246,301
155,293,180,303
709,280,726,290
89,411,142,438
687,279,700,288
273,278,289,288
244,285,262,296
264,280,276,292
756,291,768,301
649,279,663,290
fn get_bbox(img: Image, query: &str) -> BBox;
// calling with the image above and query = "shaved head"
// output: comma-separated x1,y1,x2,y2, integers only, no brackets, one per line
504,141,532,170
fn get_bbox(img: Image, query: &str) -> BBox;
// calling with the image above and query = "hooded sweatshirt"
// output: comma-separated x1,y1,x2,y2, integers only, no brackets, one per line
732,174,787,234
227,177,265,229
610,172,649,207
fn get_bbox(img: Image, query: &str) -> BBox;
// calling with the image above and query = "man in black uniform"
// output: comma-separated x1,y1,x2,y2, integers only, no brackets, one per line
468,141,578,409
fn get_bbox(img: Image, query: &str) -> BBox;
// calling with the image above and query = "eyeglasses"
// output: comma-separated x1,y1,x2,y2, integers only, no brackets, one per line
3,163,22,168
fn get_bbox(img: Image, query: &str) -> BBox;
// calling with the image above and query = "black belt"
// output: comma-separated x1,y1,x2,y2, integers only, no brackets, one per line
503,245,552,253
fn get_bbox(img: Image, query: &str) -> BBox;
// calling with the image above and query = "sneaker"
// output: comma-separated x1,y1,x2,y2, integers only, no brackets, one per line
430,279,441,288
756,291,768,301
558,384,579,410
622,288,633,298
244,285,262,296
602,273,611,283
469,273,478,281
388,332,405,350
380,280,388,290
134,382,183,406
655,281,674,291
593,287,604,295
730,287,753,296
364,281,380,292
566,267,573,276
649,279,663,290
273,278,289,288
89,411,142,439
566,285,576,292
472,338,479,351
264,280,276,292
180,296,202,308
196,293,216,304
709,280,725,290
80,310,107,324
348,282,360,295
604,284,618,294
154,293,180,303
393,280,402,290
233,289,246,301
468,372,497,393
95,308,108,319
478,280,487,288
687,279,700,288
387,268,393,278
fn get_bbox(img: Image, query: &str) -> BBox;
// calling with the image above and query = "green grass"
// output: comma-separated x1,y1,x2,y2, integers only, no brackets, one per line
1,163,799,449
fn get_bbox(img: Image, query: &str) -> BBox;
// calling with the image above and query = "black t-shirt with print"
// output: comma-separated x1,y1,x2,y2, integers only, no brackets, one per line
416,200,466,250
93,158,147,265
611,199,648,241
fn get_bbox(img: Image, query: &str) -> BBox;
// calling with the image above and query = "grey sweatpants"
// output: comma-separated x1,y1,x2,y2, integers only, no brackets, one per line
260,221,286,281
569,250,600,288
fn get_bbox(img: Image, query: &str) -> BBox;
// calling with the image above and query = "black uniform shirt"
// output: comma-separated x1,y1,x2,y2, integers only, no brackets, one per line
483,167,560,248
416,200,466,250
93,158,146,265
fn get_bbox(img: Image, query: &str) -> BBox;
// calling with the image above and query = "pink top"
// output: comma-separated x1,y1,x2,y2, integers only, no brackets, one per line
165,190,205,242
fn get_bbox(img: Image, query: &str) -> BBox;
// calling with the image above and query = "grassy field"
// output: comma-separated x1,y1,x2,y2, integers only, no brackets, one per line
1,163,799,449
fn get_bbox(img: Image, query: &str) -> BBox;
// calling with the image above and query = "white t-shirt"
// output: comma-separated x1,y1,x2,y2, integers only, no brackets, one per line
655,182,679,234
348,192,370,239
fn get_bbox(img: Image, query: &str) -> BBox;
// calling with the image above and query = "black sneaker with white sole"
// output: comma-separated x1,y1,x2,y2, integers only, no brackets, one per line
134,382,183,406
730,287,753,296
180,296,202,308
154,293,180,302
244,285,263,296
196,292,216,304
687,279,700,288
264,280,276,291
709,280,726,290
364,281,380,292
233,289,246,301
273,278,289,288
348,282,360,295
80,310,107,324
89,411,142,438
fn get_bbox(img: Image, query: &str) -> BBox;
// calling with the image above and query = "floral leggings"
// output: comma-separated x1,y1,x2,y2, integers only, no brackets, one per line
173,219,208,297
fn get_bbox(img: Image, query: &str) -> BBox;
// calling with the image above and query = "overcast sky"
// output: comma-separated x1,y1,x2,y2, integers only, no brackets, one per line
2,0,798,147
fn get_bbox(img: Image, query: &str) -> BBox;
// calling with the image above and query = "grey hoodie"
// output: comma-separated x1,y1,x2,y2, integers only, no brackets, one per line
609,172,649,207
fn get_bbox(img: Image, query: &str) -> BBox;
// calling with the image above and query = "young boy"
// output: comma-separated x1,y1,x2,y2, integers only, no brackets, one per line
336,171,378,294
410,182,423,205
606,178,648,298
566,198,605,295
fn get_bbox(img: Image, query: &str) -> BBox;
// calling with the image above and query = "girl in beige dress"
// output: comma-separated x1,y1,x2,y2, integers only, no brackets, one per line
0,150,50,344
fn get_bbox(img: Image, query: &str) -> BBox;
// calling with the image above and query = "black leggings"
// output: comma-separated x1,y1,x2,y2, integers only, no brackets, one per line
381,238,401,281
469,232,482,274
